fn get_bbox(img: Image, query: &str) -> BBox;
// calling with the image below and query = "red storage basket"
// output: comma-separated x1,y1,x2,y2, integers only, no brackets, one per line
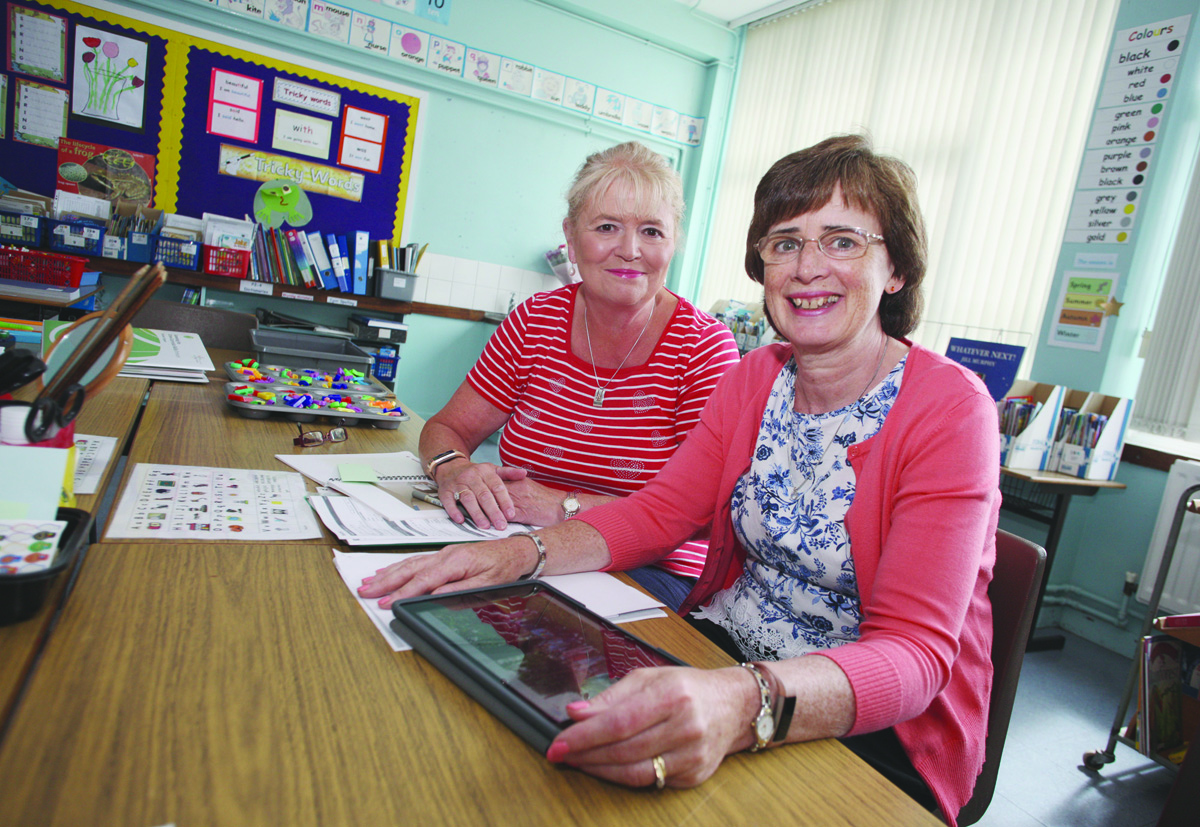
0,246,88,289
203,245,251,278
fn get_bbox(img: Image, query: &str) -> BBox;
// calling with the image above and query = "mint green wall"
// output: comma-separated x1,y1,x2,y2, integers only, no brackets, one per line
1025,0,1200,658
108,0,743,418
1033,0,1200,399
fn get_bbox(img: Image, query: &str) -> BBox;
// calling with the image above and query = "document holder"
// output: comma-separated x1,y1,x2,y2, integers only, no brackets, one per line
391,580,686,754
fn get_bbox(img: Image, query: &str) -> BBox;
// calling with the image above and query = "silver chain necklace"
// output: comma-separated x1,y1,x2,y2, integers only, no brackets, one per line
582,298,654,408
789,335,889,497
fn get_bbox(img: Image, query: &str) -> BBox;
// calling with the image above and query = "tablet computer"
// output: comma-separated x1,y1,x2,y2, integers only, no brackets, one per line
390,580,686,754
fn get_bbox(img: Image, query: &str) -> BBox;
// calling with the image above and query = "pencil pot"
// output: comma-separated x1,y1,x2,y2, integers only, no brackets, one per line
0,507,91,626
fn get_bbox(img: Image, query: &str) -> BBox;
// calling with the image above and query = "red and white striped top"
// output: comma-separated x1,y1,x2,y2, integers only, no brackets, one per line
467,284,740,577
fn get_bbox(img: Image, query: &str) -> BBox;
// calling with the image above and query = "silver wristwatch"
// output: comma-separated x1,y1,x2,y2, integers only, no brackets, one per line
561,492,581,520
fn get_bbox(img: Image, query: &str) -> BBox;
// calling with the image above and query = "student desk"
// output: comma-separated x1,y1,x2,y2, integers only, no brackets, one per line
0,376,148,726
0,542,940,827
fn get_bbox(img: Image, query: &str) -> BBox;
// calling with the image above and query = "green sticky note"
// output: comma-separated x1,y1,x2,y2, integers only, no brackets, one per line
0,501,30,519
338,464,378,484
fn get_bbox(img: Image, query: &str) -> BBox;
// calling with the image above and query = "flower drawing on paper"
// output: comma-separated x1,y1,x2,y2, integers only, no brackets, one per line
78,35,144,121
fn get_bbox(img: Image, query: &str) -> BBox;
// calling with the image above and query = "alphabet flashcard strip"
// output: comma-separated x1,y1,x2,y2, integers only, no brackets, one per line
106,463,322,540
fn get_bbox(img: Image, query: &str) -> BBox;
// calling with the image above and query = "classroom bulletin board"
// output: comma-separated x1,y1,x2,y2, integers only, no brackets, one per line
2,0,421,243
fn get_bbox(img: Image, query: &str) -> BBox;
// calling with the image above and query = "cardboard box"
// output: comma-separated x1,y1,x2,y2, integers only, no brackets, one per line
999,381,1065,470
1055,393,1133,481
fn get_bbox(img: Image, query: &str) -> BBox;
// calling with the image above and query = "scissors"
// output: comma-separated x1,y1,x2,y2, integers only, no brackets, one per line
0,350,47,397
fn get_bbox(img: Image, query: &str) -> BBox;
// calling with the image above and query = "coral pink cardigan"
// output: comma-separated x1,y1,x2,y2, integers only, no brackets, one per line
580,342,1000,825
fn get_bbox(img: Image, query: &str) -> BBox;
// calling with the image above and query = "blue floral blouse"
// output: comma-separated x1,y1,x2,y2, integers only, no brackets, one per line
692,354,906,660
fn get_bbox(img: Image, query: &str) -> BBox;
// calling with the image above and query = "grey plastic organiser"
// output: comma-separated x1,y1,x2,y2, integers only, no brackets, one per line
223,361,391,396
250,329,374,374
223,382,408,428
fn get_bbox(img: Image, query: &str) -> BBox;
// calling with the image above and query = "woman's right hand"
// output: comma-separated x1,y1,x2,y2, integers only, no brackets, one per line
435,460,527,530
357,535,538,607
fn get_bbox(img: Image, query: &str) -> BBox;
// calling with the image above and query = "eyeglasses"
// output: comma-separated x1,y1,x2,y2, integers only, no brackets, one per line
294,419,349,447
755,228,885,265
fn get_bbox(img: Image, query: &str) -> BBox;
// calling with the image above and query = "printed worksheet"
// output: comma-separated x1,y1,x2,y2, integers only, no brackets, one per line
106,463,321,540
72,434,118,496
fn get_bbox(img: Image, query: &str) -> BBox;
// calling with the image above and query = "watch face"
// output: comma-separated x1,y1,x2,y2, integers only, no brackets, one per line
563,495,580,516
755,713,774,742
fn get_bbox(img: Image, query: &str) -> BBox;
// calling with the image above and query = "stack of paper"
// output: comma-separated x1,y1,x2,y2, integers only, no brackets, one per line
118,327,215,382
278,450,535,545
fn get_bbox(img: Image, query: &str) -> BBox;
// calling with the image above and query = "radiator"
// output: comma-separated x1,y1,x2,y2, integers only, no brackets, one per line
1138,458,1200,614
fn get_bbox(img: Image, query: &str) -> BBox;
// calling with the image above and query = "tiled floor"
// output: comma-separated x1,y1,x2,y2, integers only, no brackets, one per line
977,629,1176,827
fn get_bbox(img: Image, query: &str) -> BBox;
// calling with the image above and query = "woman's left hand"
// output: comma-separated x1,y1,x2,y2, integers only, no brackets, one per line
546,665,754,788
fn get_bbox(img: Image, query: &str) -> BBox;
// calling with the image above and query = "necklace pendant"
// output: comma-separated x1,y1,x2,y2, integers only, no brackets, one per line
593,388,605,407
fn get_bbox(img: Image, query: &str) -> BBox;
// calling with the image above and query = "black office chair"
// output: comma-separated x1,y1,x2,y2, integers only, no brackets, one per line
131,299,258,351
957,529,1047,825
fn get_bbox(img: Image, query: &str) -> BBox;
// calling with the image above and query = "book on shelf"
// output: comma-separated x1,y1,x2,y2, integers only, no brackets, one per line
327,232,349,290
0,277,85,302
306,231,337,290
352,231,370,295
1141,634,1185,760
335,235,352,292
1157,612,1200,629
285,229,316,288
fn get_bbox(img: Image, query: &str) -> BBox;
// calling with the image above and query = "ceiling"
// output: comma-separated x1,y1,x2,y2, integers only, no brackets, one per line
675,0,807,27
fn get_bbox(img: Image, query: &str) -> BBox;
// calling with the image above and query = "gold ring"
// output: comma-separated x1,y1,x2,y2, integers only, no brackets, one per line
651,754,666,790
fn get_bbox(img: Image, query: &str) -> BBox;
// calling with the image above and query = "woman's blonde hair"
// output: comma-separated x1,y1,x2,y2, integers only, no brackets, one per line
565,142,685,239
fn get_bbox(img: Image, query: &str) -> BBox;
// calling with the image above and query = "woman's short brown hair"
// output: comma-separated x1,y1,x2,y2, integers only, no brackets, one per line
565,142,685,241
744,134,926,338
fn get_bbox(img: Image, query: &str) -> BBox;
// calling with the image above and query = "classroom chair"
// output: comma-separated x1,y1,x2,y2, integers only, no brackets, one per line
131,299,258,351
957,529,1047,825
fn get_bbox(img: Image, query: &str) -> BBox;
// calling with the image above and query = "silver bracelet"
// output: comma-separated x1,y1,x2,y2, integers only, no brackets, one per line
517,531,547,580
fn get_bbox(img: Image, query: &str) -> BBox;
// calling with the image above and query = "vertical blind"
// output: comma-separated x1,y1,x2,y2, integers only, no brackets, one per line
1132,155,1200,440
699,0,1119,363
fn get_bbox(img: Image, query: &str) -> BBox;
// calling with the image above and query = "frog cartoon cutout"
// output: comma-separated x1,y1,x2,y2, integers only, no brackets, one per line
253,179,313,228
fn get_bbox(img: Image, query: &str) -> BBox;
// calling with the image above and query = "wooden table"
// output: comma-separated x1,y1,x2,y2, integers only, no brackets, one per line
0,376,148,725
0,543,940,827
999,467,1126,650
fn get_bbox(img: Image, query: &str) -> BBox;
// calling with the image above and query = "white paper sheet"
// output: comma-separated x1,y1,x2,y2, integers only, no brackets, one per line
106,463,322,540
71,433,118,495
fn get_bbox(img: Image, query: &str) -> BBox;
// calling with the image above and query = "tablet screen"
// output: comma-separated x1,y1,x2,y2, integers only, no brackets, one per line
401,583,679,724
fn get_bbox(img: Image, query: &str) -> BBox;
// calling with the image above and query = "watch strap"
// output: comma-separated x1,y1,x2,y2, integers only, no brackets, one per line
516,531,547,580
425,449,466,479
752,661,794,745
740,662,773,752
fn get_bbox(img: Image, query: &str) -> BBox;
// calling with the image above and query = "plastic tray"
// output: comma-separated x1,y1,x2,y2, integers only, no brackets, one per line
224,360,392,396
223,382,408,429
0,507,92,626
0,247,88,288
251,329,373,374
